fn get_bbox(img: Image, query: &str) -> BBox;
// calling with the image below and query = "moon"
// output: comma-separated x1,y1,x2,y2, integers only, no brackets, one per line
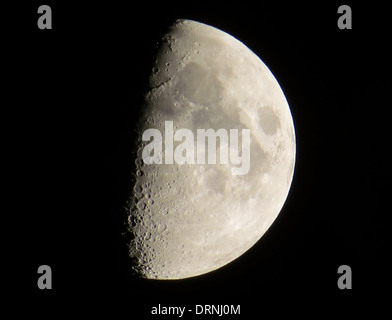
127,19,296,279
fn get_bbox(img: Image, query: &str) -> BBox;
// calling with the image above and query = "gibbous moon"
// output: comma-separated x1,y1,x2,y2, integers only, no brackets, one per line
128,19,296,279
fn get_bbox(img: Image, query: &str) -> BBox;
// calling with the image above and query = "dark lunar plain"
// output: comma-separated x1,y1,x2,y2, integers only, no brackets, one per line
4,1,390,318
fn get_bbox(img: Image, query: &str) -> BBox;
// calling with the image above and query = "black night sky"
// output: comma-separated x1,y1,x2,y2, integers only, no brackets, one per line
5,1,390,318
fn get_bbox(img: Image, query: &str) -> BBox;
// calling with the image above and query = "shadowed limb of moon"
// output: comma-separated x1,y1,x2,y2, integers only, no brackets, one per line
128,19,296,280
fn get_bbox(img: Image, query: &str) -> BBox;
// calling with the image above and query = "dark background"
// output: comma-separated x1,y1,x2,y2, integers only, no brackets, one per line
5,1,390,318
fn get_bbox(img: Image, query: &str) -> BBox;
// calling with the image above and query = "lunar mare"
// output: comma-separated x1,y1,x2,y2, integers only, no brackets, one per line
128,19,296,279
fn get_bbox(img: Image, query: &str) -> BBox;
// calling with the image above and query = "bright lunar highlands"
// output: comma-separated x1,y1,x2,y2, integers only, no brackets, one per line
128,19,296,279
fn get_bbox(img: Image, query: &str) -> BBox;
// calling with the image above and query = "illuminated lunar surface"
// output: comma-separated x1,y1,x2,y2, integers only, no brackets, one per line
127,19,296,279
